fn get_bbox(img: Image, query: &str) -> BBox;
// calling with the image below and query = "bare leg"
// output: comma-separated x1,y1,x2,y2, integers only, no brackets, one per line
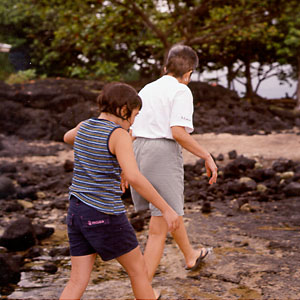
60,253,96,300
143,216,169,282
171,216,202,268
117,246,156,300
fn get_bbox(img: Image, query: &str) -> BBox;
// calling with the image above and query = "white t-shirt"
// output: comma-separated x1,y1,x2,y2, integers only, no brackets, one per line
131,75,194,139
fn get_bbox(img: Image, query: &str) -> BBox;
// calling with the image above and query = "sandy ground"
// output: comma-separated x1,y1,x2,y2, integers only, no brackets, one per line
4,131,299,169
183,132,300,165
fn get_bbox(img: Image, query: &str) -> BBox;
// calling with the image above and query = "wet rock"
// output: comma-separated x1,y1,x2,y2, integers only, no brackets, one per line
63,159,74,172
0,217,36,251
33,224,55,240
17,199,34,209
272,158,294,173
42,262,58,274
231,197,249,209
51,199,67,210
2,200,24,212
239,177,257,190
0,253,22,286
25,209,38,218
226,181,246,194
283,182,300,197
279,171,294,180
216,153,224,161
257,193,270,202
240,203,256,212
130,216,145,232
16,186,38,200
234,156,256,171
264,168,277,179
201,201,212,213
292,172,300,182
0,176,16,199
130,211,150,232
0,162,17,174
223,162,241,178
193,159,205,174
49,246,70,257
257,184,268,193
249,168,275,182
226,178,256,194
228,150,237,159
294,163,300,174
17,176,32,187
23,246,44,259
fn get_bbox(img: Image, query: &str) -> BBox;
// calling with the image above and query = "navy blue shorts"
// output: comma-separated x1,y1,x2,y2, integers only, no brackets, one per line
67,196,139,261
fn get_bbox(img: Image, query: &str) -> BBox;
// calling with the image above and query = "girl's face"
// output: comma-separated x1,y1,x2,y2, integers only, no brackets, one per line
121,107,140,130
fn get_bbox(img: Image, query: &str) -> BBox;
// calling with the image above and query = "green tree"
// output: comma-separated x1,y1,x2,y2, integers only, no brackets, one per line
1,0,299,107
272,0,300,109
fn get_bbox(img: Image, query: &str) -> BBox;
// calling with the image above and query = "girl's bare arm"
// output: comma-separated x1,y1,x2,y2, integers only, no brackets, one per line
109,128,180,232
63,122,83,145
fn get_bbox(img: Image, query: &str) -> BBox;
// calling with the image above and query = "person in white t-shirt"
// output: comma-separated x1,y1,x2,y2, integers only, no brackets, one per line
130,44,218,282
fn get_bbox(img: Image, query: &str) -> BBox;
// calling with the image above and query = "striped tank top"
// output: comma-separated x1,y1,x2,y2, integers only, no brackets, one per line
69,118,125,214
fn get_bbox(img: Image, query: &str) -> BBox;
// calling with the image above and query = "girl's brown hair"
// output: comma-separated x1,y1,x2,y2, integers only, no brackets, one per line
165,45,199,78
97,82,142,120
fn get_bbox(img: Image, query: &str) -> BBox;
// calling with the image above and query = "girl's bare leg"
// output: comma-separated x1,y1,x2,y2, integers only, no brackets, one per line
171,216,202,268
117,246,156,300
143,216,169,281
60,253,96,300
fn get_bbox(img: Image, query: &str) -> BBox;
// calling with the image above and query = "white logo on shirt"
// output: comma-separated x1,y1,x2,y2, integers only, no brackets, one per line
181,116,191,121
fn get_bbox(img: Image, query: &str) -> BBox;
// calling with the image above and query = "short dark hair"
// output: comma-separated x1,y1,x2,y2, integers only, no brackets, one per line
97,82,142,120
165,44,199,78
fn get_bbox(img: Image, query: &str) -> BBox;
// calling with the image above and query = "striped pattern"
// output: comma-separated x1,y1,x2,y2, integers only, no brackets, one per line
69,118,125,214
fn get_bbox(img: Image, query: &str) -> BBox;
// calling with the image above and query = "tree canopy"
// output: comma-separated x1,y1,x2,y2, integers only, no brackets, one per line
1,0,300,106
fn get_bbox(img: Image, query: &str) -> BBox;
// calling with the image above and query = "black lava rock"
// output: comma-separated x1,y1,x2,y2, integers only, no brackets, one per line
0,217,36,251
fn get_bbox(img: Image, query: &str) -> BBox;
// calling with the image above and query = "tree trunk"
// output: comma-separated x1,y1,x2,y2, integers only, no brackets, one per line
295,54,300,111
226,64,234,89
244,60,253,98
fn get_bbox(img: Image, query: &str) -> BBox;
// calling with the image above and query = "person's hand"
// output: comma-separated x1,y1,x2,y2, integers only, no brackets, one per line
163,208,180,232
120,171,128,193
205,156,218,185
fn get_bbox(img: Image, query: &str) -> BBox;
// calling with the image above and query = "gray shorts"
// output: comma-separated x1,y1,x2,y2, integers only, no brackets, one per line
130,138,184,216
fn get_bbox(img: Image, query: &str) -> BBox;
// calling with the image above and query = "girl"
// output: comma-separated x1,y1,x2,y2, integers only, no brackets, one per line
60,82,179,300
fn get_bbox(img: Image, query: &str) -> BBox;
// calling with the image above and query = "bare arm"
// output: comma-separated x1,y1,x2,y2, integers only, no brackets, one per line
171,126,218,184
110,128,180,232
63,122,83,145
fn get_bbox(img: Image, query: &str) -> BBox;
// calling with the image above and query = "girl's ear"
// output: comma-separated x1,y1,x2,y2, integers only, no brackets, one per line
120,105,128,119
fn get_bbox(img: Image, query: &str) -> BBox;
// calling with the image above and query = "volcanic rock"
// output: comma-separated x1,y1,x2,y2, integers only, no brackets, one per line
228,150,238,159
42,262,58,274
0,253,22,286
283,182,300,197
33,224,55,240
0,176,16,199
0,217,36,251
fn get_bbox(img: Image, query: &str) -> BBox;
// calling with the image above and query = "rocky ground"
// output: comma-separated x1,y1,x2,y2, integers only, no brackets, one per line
0,132,300,299
0,78,300,299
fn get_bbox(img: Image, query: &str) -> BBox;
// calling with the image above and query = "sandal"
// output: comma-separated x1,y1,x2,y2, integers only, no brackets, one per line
185,247,212,271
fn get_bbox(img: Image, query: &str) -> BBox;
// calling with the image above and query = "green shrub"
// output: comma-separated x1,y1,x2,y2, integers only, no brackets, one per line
5,69,38,84
0,53,14,80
